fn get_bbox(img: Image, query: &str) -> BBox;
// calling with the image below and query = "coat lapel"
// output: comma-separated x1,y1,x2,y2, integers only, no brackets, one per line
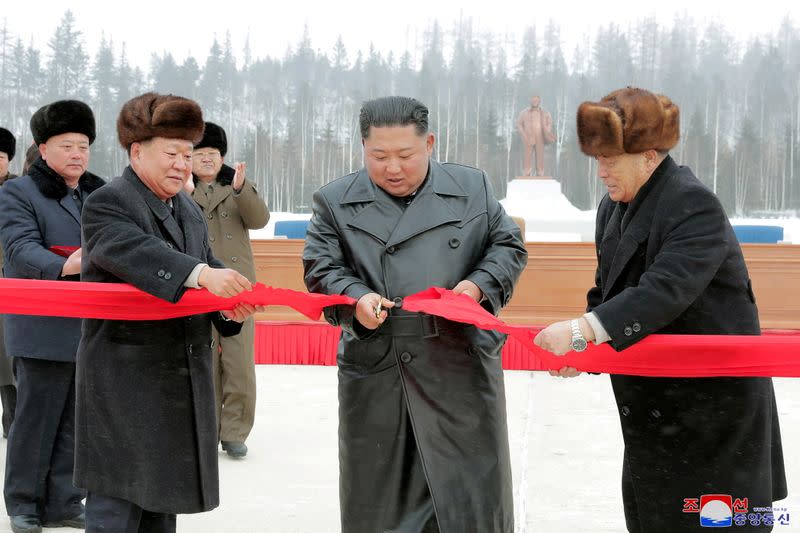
385,161,468,248
205,183,231,212
601,160,674,300
174,191,205,258
124,168,186,251
58,195,81,226
342,169,398,244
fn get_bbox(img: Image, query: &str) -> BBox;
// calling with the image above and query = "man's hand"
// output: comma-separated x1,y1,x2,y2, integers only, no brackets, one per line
534,317,595,356
452,280,483,302
198,266,252,297
183,178,195,194
61,248,82,276
355,293,395,330
232,162,246,192
221,303,265,323
548,367,582,378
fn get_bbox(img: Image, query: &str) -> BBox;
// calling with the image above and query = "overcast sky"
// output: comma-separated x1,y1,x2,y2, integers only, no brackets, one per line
2,0,797,70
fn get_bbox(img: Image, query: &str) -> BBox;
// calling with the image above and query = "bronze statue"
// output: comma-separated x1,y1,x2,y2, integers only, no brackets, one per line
516,95,556,177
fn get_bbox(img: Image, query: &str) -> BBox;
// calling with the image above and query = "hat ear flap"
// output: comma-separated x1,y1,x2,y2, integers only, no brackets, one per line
577,102,625,157
657,96,680,151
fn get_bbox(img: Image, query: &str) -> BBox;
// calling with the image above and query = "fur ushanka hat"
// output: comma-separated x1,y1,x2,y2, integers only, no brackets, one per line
30,100,96,145
194,122,227,157
117,92,205,151
576,87,679,157
0,127,15,160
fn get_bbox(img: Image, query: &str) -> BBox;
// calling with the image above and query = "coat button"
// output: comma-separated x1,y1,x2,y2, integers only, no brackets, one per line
157,269,165,277
400,352,412,364
448,238,461,248
207,213,213,219
209,236,215,242
226,233,232,240
188,345,193,354
231,257,238,263
621,406,630,416
623,326,633,336
650,409,661,418
632,322,642,333
386,245,396,254
392,297,403,307
221,212,228,218
166,242,174,249
164,272,172,280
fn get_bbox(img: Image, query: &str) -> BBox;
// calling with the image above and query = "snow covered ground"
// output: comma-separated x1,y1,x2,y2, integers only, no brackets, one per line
2,366,793,532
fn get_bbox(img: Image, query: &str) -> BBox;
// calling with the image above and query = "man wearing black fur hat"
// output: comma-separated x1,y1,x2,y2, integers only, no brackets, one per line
189,122,269,458
0,101,103,533
0,126,19,440
0,127,16,184
535,87,786,532
75,93,262,533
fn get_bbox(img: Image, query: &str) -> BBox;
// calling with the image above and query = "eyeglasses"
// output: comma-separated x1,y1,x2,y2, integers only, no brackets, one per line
192,150,221,159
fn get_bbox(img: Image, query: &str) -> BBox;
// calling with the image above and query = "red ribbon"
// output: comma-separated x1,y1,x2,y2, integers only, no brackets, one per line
1,279,798,377
0,279,352,321
403,288,800,377
49,246,79,258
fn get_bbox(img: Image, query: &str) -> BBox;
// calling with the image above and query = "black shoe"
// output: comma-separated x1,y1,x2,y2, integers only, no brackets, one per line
221,440,248,458
10,514,42,533
43,511,85,529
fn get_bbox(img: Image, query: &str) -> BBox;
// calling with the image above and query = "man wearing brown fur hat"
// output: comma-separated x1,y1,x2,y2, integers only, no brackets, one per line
190,122,269,459
0,101,103,533
75,92,264,533
535,87,786,532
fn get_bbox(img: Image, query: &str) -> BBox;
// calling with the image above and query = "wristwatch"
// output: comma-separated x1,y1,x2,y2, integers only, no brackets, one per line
570,319,588,352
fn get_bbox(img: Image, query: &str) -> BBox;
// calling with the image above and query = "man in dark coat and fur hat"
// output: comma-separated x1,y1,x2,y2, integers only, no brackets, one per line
75,92,263,533
535,87,787,532
0,126,19,439
0,100,104,533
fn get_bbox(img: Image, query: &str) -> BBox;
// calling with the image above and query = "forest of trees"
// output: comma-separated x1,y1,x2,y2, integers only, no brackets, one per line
1,11,799,216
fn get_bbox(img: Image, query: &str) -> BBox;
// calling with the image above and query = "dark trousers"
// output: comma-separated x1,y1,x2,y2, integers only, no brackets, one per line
86,492,176,533
3,357,84,521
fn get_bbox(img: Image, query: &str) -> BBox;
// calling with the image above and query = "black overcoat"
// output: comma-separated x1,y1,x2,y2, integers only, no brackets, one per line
303,161,527,533
587,156,787,532
74,167,240,514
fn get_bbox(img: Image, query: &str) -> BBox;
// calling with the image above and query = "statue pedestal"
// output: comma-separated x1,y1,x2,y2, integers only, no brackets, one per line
514,175,555,180
500,177,596,242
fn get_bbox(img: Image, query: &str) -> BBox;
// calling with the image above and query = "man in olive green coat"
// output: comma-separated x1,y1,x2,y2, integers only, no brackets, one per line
190,122,270,457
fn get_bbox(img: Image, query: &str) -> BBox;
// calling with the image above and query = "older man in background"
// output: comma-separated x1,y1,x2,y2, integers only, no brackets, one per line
190,122,269,458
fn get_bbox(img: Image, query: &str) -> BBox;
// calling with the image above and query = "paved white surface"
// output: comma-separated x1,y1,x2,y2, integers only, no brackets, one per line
0,366,797,532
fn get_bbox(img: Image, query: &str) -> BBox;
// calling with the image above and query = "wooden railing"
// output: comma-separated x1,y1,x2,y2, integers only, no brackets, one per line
252,240,800,329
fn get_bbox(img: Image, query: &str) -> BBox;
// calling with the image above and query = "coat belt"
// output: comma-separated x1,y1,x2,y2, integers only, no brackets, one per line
376,314,465,338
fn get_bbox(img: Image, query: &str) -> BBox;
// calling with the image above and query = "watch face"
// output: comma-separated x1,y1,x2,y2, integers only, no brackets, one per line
572,338,588,352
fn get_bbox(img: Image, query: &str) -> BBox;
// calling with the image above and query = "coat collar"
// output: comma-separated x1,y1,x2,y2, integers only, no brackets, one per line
28,158,105,225
601,156,676,299
123,166,189,251
192,164,235,212
28,156,105,200
342,160,469,246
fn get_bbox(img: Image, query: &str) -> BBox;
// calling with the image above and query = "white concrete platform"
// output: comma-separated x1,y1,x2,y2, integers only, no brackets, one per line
1,366,797,532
